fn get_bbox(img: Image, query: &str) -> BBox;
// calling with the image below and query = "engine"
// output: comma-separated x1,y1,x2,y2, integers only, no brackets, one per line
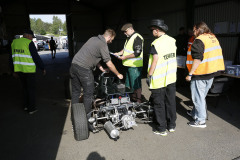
86,73,153,139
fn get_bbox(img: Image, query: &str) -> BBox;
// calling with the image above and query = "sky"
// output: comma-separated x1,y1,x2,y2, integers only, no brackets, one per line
29,14,66,23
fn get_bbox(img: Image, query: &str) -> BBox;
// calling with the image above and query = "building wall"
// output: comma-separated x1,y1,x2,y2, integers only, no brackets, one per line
194,0,240,62
105,0,188,76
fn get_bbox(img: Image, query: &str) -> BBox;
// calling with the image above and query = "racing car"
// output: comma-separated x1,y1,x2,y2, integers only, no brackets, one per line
71,72,154,141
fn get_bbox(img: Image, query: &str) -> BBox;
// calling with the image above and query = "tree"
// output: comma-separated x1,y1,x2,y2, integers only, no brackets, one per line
30,16,67,36
51,16,62,35
30,18,37,33
35,18,45,34
43,22,51,33
62,21,67,35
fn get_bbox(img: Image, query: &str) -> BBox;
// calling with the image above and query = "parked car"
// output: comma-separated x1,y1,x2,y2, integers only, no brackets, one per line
33,38,38,50
37,40,44,50
44,40,50,50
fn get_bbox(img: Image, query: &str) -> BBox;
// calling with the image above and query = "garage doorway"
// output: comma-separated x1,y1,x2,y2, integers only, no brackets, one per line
29,14,68,57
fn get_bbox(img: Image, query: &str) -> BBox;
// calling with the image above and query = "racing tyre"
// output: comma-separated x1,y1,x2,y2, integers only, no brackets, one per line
71,103,89,141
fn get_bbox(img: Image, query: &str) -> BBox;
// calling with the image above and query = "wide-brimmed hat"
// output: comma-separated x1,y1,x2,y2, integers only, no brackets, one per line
149,19,168,32
23,29,36,38
121,23,133,31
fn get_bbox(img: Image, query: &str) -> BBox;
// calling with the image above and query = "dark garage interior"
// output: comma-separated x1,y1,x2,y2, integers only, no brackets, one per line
0,0,240,160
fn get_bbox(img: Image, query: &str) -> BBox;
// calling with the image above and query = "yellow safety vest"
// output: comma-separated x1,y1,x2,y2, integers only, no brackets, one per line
11,38,36,73
186,34,225,75
148,34,177,89
122,33,143,67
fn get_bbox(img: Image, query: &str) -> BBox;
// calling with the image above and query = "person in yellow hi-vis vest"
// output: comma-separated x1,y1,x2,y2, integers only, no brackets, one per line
114,23,144,103
147,19,177,136
10,29,46,114
186,22,225,128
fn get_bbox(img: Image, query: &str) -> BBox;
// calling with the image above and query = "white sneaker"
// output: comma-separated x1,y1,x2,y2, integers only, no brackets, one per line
153,130,167,136
188,121,206,128
169,128,175,132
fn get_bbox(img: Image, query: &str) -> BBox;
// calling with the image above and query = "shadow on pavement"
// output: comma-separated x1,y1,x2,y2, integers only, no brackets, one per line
0,50,71,160
176,79,240,130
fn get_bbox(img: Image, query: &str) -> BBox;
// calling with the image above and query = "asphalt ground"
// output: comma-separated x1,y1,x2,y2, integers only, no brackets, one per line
1,49,240,160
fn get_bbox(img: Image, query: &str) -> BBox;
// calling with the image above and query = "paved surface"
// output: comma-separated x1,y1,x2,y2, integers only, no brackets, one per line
1,49,240,160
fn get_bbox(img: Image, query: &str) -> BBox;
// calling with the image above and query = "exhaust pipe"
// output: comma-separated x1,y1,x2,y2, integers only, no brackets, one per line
104,121,119,139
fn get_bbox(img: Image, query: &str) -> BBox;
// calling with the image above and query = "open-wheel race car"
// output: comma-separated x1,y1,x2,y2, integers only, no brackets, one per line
71,72,154,141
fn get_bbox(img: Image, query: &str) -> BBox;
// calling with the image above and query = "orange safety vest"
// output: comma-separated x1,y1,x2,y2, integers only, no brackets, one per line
187,36,195,49
186,34,225,75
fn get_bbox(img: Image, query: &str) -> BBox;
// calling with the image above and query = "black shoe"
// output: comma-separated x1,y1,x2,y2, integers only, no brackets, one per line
188,121,206,128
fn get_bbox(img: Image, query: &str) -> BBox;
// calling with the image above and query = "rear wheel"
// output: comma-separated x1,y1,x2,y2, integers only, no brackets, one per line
71,103,89,141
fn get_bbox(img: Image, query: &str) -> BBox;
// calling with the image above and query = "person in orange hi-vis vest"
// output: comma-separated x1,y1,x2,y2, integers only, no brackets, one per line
185,22,225,128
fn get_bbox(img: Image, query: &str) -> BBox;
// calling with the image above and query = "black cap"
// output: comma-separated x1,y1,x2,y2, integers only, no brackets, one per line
149,19,168,32
23,29,36,38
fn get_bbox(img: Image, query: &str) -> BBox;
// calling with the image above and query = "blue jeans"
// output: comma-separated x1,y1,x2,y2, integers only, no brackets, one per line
190,78,213,123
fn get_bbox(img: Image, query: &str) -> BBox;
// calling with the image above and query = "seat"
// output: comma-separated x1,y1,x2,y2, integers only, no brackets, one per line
207,76,234,108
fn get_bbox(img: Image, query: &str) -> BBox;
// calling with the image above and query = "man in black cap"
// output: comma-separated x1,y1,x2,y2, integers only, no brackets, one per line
147,19,177,136
10,29,46,114
114,23,144,103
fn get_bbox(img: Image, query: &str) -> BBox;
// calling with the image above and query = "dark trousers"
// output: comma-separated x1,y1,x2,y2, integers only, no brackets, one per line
151,83,177,132
70,64,94,114
18,73,36,111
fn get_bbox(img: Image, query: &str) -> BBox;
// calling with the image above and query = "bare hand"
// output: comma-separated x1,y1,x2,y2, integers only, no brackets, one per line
119,56,126,60
117,74,123,79
113,53,119,56
185,75,192,81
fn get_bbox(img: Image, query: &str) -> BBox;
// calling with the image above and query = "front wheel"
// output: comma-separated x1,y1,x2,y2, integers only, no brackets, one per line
71,103,89,141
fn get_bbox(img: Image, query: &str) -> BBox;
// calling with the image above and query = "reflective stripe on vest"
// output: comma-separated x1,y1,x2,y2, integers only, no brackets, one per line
186,36,194,70
186,34,225,75
148,34,177,89
148,58,176,69
11,38,36,73
122,33,143,67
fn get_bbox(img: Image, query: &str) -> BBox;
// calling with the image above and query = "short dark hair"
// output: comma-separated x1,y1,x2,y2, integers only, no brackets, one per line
103,29,116,38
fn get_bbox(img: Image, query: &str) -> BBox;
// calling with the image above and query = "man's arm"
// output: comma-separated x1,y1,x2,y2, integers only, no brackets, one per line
148,54,158,76
106,60,123,79
185,39,204,81
118,36,143,60
97,63,109,72
29,42,46,75
186,59,201,81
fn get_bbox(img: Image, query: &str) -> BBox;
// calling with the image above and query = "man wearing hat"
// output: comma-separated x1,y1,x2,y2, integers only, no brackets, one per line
114,23,144,103
147,19,177,136
10,29,46,114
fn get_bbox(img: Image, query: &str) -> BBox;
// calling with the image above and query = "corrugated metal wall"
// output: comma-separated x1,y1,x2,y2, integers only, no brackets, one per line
194,0,240,61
